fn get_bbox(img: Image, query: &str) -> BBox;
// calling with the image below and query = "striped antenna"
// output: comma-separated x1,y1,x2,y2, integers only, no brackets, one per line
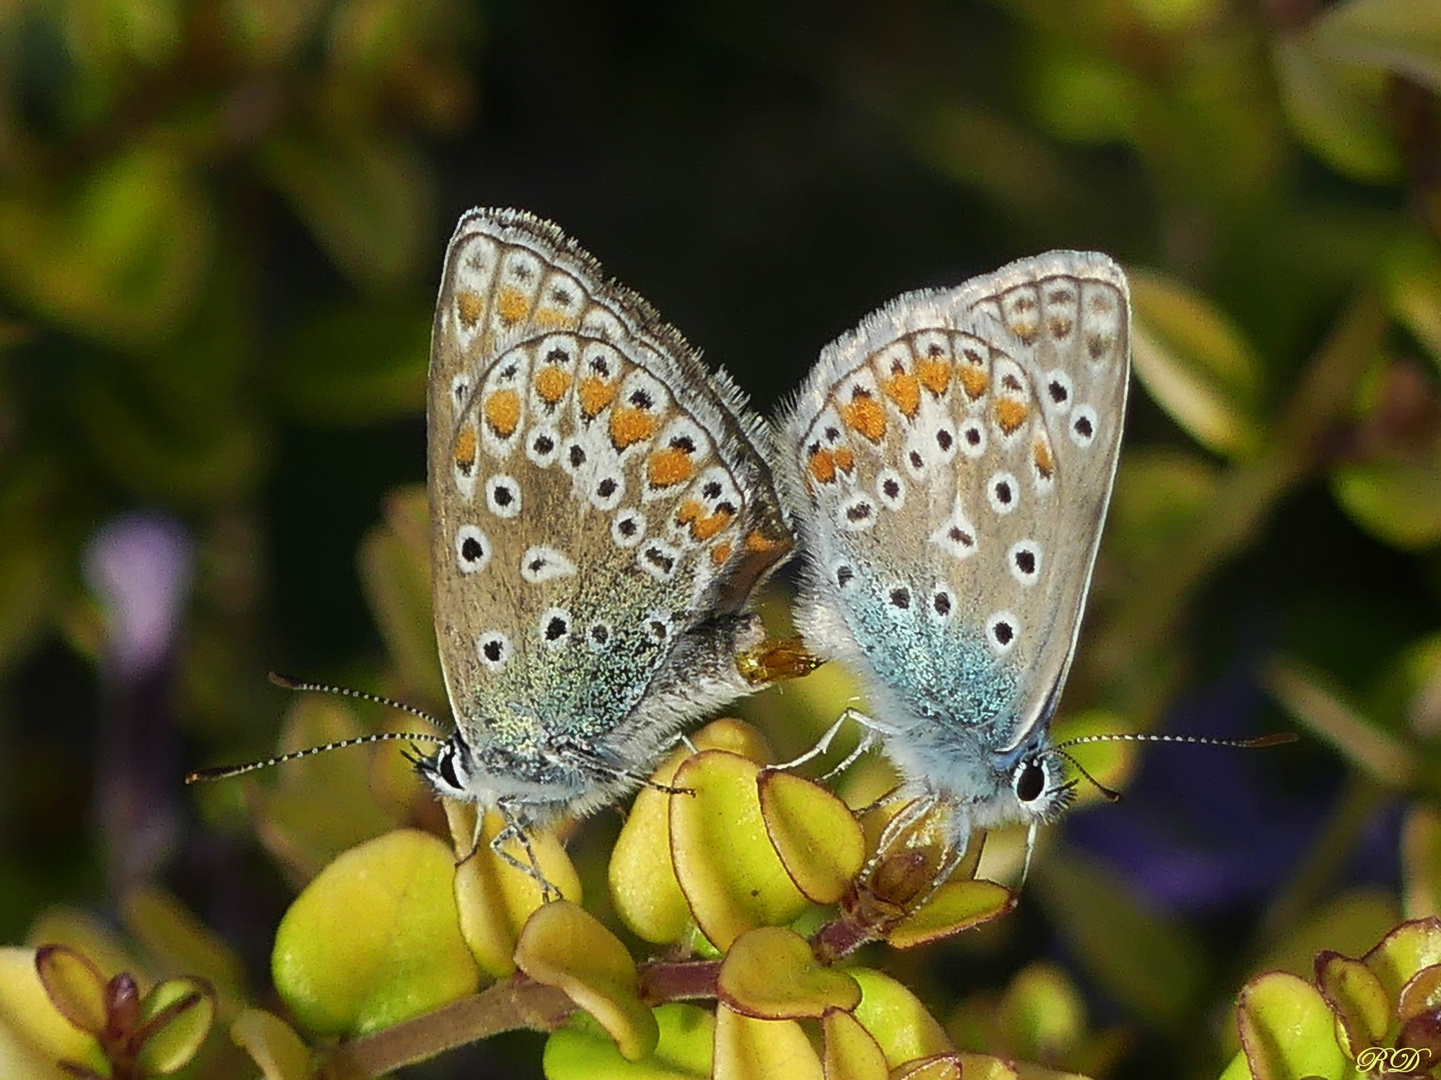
1054,731,1296,751
184,674,447,784
1051,730,1297,802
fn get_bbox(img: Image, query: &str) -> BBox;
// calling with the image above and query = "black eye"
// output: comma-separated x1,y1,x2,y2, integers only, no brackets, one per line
1014,759,1045,802
437,746,461,790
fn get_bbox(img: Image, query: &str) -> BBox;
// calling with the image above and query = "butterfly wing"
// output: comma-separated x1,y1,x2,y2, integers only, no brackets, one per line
428,209,792,771
778,252,1128,780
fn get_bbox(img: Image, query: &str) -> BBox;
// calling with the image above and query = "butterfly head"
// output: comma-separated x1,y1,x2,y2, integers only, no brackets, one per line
986,730,1074,829
413,734,476,800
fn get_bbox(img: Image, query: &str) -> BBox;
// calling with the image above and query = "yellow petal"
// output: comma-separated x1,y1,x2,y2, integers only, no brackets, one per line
670,751,809,950
610,719,771,945
713,1006,823,1080
514,901,658,1062
717,927,860,1020
759,770,866,905
230,1009,314,1080
821,1008,888,1080
449,804,581,978
273,828,481,1036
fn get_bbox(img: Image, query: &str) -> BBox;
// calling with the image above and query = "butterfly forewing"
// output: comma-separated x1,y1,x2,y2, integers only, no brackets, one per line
782,252,1128,754
428,210,791,749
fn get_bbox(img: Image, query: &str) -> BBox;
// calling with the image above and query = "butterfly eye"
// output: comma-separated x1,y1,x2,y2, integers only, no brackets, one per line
1013,758,1046,803
436,745,462,791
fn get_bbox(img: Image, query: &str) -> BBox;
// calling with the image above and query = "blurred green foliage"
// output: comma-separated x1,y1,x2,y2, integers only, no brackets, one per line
2,0,1441,1077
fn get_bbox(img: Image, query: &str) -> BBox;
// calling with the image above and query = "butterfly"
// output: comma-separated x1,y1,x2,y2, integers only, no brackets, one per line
192,210,801,892
775,251,1130,878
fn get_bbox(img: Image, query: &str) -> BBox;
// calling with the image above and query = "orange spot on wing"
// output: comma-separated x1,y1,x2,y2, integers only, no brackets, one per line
648,448,694,488
807,449,836,484
455,290,484,327
1033,437,1054,479
710,540,733,566
916,356,951,395
881,372,920,418
690,509,734,541
676,499,703,525
496,286,529,327
994,397,1029,435
610,406,659,449
832,447,855,473
578,376,619,418
958,365,989,400
1010,319,1038,345
532,307,572,329
840,392,887,442
484,389,521,438
535,366,572,406
453,426,477,475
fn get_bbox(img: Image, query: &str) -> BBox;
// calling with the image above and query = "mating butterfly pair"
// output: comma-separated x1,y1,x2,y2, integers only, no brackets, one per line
194,209,1132,889
417,209,1129,879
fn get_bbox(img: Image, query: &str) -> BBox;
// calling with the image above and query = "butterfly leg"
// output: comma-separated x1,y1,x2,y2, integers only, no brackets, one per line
770,707,879,777
491,801,562,903
861,795,973,910
735,636,825,685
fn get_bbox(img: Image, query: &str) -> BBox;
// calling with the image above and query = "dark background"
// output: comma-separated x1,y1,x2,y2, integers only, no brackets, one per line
2,1,1439,1077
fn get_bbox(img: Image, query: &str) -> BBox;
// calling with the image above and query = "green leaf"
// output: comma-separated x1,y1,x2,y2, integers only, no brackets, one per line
1364,917,1441,1000
997,963,1087,1063
1109,447,1220,559
358,486,446,705
758,769,865,905
272,828,481,1036
450,805,581,979
250,697,405,883
883,880,1015,950
1312,0,1441,93
712,1006,823,1080
1253,888,1401,986
1403,804,1441,919
848,968,953,1069
133,977,216,1076
1272,33,1401,184
544,1005,713,1080
32,946,107,1036
1382,236,1441,369
513,901,657,1062
1315,951,1390,1054
120,887,247,1003
716,927,860,1020
821,1008,890,1080
0,948,107,1076
1129,271,1264,458
669,748,810,951
259,127,432,293
610,720,773,946
1027,48,1150,145
229,1008,315,1080
1331,455,1441,550
0,145,211,347
1235,971,1349,1080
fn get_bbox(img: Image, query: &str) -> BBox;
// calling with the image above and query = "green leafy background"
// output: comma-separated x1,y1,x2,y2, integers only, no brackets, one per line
2,0,1440,1077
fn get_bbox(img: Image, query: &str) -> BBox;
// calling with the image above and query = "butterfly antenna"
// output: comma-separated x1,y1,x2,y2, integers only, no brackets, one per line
1053,731,1297,752
1054,749,1124,802
184,674,448,784
267,672,444,728
186,731,447,783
